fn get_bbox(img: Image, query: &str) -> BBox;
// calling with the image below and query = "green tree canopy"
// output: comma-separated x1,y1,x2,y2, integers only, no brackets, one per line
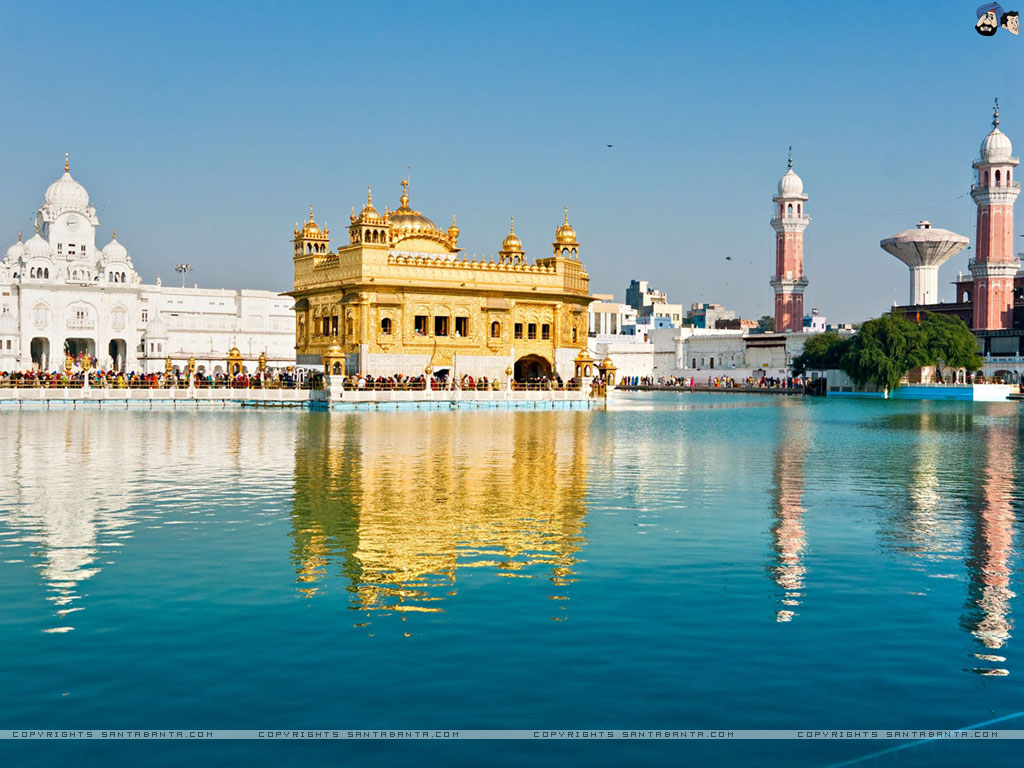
792,331,850,373
757,315,775,333
917,312,983,376
840,312,931,393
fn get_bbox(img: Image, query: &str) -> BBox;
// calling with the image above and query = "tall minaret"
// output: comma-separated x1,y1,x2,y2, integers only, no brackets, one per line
770,149,810,333
970,99,1020,331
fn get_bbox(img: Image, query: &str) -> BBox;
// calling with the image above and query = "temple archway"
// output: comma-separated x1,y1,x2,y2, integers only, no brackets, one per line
514,354,552,381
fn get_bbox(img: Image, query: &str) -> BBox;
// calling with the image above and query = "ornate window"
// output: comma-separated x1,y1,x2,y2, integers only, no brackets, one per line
491,321,501,338
414,315,428,335
528,323,537,340
455,317,468,337
541,323,550,340
381,317,393,335
514,323,523,340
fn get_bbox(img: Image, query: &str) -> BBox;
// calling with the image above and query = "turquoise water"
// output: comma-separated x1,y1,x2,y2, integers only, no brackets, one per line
1,394,1022,767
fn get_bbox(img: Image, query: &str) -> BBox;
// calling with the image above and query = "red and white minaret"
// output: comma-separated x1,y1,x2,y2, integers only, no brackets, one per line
970,99,1020,331
770,149,810,333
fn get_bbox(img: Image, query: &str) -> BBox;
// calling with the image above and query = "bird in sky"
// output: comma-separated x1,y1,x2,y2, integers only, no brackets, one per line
725,256,733,261
606,144,614,148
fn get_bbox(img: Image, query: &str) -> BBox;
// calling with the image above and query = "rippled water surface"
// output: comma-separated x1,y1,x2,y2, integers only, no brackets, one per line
2,394,1023,766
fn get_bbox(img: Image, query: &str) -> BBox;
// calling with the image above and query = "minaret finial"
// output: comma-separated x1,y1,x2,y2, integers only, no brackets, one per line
17,231,22,242
309,203,314,222
509,216,515,233
112,229,117,240
788,146,793,169
34,219,39,234
64,153,69,173
400,178,409,207
367,185,373,206
563,206,569,225
994,98,1000,129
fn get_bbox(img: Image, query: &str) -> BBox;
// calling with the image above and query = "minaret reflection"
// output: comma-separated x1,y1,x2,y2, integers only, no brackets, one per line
962,417,1017,675
768,404,810,622
289,411,590,622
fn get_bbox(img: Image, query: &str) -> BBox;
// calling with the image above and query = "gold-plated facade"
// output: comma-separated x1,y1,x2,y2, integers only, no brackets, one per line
288,181,592,380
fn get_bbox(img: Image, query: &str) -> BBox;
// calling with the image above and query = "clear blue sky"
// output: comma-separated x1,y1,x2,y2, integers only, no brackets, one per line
0,0,1018,321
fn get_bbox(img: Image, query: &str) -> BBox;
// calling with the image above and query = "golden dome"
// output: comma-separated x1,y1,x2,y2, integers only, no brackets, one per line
388,179,440,236
358,186,380,220
296,204,327,237
327,342,343,355
601,356,614,367
501,217,523,253
448,214,460,241
229,346,241,356
555,206,577,245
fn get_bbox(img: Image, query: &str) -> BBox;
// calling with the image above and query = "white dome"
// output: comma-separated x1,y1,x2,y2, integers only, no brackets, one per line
101,233,127,261
778,168,804,196
980,127,1013,163
24,232,50,259
45,170,90,209
144,314,168,339
5,235,25,262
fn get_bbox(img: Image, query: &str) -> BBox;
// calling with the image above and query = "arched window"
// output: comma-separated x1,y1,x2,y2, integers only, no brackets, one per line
491,321,500,338
121,272,126,282
108,272,112,282
572,327,577,342
984,170,990,185
787,203,793,214
380,317,392,335
996,170,1002,186
797,204,801,215
44,268,48,278
29,268,35,278
562,248,569,257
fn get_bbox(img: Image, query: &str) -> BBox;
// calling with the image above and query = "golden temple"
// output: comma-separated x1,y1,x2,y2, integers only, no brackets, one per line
288,181,592,380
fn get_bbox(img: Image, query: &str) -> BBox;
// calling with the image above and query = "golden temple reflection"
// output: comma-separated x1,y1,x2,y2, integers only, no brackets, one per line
963,416,1017,674
768,405,810,622
288,410,590,621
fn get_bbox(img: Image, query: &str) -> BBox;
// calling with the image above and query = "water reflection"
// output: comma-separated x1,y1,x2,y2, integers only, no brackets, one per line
0,410,291,632
289,411,590,621
768,406,810,622
962,417,1017,675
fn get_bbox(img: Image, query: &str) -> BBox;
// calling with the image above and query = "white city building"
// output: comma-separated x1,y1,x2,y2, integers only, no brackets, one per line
0,158,294,374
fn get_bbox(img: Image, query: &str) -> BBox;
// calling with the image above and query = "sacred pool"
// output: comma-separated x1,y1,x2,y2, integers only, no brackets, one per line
1,393,1022,766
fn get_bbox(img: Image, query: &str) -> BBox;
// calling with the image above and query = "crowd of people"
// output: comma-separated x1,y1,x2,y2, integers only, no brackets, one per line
0,369,309,389
614,374,810,391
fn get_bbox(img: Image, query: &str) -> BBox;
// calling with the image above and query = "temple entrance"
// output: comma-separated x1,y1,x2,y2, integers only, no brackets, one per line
108,339,127,372
30,337,50,370
65,338,94,360
514,354,552,381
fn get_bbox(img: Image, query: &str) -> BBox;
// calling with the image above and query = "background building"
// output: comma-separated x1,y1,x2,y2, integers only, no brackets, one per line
289,183,592,381
0,158,294,373
625,279,683,327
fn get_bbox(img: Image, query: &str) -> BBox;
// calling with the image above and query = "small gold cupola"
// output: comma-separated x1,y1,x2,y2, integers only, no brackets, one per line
349,185,390,246
499,217,526,265
293,204,331,258
552,206,579,259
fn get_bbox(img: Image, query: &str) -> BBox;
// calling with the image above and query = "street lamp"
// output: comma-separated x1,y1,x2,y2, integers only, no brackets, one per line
174,263,193,288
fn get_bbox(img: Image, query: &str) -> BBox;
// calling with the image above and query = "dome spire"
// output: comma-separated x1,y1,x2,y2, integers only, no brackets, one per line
788,146,793,169
64,153,69,173
308,203,315,223
17,231,21,242
112,229,117,240
400,178,410,208
509,216,515,234
563,206,569,225
367,185,373,207
994,97,1000,129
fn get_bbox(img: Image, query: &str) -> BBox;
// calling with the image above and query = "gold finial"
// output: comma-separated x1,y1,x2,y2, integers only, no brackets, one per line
309,203,315,222
994,98,1000,129
452,213,457,226
112,229,117,240
400,178,409,207
509,216,516,233
64,153,69,173
563,206,569,225
788,146,793,169
17,231,21,242
34,219,39,234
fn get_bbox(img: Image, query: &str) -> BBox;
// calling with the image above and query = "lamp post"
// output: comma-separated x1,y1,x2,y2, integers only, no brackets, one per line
174,263,193,288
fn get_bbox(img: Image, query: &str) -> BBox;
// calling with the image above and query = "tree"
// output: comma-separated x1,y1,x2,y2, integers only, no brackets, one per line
917,312,983,379
792,331,850,373
757,315,775,333
840,312,930,393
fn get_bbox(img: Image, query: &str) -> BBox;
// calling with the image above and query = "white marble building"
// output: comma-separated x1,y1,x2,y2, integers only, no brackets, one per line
0,158,294,374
